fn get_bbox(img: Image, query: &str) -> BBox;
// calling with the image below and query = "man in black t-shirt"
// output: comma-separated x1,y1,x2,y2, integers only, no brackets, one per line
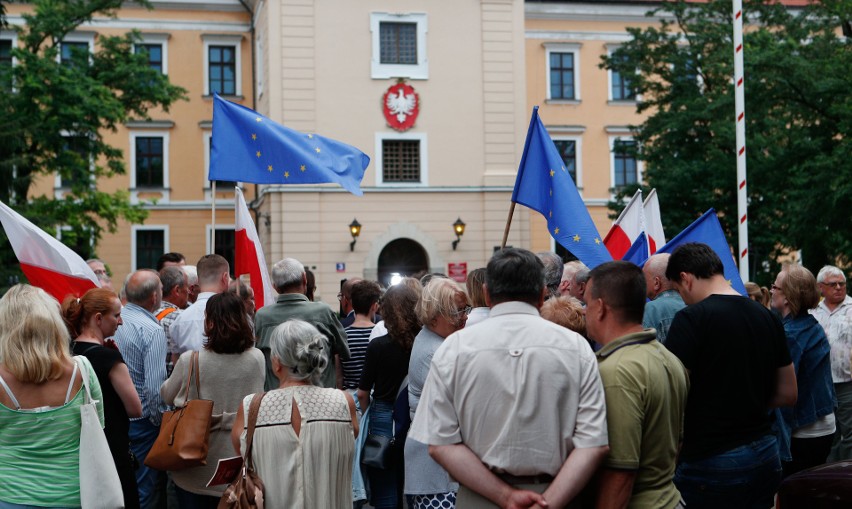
665,243,796,509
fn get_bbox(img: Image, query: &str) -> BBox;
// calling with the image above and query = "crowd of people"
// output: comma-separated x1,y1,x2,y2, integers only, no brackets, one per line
0,243,850,509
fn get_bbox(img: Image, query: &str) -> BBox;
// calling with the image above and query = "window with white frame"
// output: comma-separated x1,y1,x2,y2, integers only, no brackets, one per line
551,137,581,186
545,43,581,101
611,137,640,189
375,133,427,186
202,34,242,96
132,226,168,271
370,13,428,80
608,50,636,101
59,33,94,68
134,34,168,74
130,131,169,189
0,34,14,89
207,225,235,276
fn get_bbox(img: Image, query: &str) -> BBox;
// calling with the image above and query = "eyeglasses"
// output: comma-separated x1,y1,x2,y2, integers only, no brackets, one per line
452,306,472,318
820,281,846,289
337,293,343,300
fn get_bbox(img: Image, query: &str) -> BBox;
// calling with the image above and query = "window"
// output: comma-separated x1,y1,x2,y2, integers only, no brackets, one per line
133,227,167,270
382,140,420,182
610,53,636,101
60,136,92,189
545,43,581,101
380,22,417,64
202,34,242,97
208,227,235,276
612,139,639,188
57,226,94,261
371,13,428,79
60,41,90,68
130,131,169,191
134,136,164,188
0,38,12,89
552,139,578,184
136,44,163,73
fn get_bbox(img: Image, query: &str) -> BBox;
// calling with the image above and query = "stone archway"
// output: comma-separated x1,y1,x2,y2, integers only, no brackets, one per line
364,222,446,285
377,239,428,288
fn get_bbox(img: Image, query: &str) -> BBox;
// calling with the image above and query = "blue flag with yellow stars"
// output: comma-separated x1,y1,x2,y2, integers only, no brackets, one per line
511,107,612,269
210,95,369,195
656,209,747,296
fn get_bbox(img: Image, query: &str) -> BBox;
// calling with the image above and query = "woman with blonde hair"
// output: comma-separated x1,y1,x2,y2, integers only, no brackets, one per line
0,284,104,508
233,319,358,508
465,268,490,327
541,295,588,338
63,287,143,509
404,278,470,508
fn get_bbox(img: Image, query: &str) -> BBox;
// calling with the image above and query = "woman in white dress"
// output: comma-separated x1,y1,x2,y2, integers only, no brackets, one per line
232,319,359,509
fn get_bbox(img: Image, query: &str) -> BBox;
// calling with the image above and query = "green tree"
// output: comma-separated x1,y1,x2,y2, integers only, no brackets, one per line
602,0,851,283
0,0,186,289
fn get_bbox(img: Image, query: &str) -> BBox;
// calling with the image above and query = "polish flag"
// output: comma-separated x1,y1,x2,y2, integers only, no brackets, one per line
234,188,277,310
644,189,665,254
0,200,99,302
603,189,645,260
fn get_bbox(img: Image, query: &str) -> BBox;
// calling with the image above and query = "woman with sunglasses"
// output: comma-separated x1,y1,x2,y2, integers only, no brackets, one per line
404,277,470,509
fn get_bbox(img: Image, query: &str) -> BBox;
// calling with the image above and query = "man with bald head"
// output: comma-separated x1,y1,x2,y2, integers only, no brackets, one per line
113,269,168,509
642,253,685,344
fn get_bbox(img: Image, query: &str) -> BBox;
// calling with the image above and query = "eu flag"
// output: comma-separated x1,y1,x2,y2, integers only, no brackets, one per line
657,209,747,296
511,107,612,269
210,95,369,195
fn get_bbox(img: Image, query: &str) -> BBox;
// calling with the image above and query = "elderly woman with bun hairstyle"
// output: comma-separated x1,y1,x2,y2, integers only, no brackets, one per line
0,285,105,508
63,287,143,509
233,319,358,509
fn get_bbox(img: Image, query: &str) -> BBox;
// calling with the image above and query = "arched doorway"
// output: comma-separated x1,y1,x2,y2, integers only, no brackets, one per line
377,238,429,288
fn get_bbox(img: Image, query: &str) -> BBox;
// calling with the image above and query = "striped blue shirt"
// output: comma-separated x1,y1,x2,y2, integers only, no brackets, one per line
114,302,168,426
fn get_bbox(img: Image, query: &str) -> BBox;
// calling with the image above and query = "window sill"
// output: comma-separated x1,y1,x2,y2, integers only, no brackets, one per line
545,99,581,105
607,100,638,106
203,94,245,101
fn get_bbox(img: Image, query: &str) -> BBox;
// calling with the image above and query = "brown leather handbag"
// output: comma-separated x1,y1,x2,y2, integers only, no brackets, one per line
144,351,214,471
219,392,267,509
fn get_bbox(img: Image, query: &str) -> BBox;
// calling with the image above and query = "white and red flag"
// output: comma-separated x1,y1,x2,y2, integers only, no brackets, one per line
603,189,645,260
0,199,100,301
234,188,277,310
644,188,666,254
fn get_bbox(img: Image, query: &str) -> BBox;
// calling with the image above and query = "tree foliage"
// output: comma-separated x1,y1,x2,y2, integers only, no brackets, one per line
602,0,851,283
0,0,186,288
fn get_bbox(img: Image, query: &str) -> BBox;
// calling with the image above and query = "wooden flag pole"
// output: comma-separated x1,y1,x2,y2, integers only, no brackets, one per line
501,202,516,249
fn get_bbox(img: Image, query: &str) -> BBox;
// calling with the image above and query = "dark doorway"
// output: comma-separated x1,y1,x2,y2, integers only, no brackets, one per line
377,238,429,288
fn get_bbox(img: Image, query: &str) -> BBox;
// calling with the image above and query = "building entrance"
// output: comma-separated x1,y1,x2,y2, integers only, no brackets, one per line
377,238,429,288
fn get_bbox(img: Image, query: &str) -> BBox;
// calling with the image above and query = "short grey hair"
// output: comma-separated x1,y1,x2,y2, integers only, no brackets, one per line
272,258,305,291
159,266,187,296
817,265,846,283
574,265,591,284
125,270,161,305
270,319,328,385
562,260,585,282
537,251,564,295
183,265,198,285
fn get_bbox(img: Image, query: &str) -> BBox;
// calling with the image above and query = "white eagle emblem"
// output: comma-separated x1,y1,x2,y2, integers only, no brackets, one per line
386,89,417,123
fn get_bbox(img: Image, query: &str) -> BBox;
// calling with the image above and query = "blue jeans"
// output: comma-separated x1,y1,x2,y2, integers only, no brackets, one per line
174,485,219,509
674,434,782,509
129,419,166,509
366,400,401,509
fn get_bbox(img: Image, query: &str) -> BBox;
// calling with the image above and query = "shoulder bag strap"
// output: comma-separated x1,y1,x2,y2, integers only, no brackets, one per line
244,392,266,470
181,351,197,403
75,357,93,405
192,350,201,400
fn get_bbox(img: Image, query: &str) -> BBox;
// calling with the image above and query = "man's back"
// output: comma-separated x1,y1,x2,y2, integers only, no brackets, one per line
597,332,688,508
666,295,791,460
410,301,608,476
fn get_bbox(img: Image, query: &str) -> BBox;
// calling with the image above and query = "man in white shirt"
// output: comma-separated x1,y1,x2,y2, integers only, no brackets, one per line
409,248,609,508
169,254,230,353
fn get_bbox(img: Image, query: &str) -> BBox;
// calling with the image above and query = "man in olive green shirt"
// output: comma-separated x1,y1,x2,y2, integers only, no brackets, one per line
254,258,349,390
585,261,689,509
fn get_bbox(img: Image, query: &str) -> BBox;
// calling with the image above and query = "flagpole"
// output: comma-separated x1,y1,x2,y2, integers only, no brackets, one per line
501,202,516,249
733,0,749,281
211,181,217,254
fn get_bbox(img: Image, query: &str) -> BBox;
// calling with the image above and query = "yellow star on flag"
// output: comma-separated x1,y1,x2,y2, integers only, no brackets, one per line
549,211,552,218
549,169,555,177
251,133,257,140
561,165,567,172
300,164,306,172
307,134,313,139
255,117,262,122
594,238,601,245
573,234,581,242
284,171,290,178
554,227,560,235
549,189,553,196
315,147,321,154
256,151,261,158
267,165,273,172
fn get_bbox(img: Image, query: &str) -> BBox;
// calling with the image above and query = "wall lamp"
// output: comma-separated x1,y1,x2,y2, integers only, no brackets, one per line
452,217,466,251
349,218,362,251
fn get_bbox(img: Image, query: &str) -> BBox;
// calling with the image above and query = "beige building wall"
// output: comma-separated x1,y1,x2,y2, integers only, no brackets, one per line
251,0,530,306
15,0,255,283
